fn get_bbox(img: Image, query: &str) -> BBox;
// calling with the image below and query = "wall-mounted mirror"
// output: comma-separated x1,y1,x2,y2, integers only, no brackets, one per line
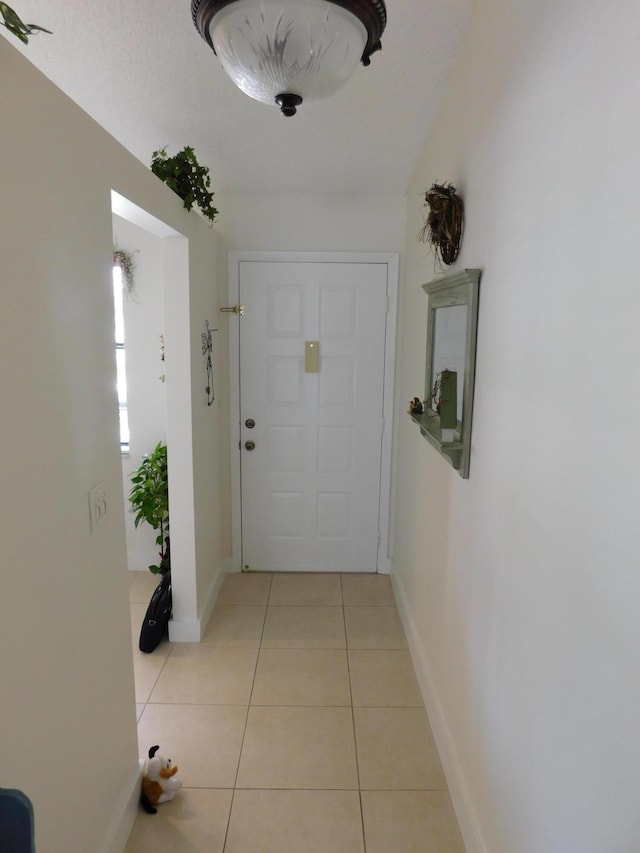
408,268,480,478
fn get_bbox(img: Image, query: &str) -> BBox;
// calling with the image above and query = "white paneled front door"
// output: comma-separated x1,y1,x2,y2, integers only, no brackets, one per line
230,255,397,573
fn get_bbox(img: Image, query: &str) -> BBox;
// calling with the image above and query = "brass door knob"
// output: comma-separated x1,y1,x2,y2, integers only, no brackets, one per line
244,440,256,451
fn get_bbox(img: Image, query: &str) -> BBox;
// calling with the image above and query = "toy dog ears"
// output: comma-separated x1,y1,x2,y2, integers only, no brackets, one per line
148,745,160,759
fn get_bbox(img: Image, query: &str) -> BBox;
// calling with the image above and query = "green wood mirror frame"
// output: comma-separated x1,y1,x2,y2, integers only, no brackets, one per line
409,268,481,478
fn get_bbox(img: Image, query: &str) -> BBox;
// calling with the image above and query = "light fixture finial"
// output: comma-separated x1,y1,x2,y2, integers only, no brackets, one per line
275,94,303,117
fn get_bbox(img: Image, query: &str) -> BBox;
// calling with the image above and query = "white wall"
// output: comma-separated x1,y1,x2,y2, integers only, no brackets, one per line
162,227,231,639
215,191,406,252
0,37,227,851
187,233,232,613
392,1,640,851
113,215,168,572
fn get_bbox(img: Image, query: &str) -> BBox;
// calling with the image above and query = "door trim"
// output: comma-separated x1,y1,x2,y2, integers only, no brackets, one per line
227,251,399,574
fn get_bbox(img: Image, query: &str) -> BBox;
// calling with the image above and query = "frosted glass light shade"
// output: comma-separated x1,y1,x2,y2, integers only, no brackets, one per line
192,0,386,115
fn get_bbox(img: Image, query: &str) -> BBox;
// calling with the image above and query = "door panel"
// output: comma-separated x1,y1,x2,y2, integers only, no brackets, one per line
239,261,389,572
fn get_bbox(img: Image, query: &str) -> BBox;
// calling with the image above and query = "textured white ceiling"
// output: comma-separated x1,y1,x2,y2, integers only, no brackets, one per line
3,0,474,194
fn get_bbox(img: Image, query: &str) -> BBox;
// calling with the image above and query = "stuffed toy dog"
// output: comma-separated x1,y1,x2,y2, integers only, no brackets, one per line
140,745,182,814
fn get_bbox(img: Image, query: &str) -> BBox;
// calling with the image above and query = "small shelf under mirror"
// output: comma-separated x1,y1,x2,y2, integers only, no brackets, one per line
408,410,464,470
409,268,480,478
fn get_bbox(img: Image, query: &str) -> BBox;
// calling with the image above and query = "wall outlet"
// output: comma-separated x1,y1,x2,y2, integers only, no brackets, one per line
89,481,108,532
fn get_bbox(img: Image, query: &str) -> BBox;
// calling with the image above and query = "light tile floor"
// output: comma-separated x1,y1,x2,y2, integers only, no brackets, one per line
125,571,466,853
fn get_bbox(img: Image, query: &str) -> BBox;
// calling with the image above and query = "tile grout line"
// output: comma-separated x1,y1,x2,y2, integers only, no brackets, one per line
222,572,273,852
341,574,368,853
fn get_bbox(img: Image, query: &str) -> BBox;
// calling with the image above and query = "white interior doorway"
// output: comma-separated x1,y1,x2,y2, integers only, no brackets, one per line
110,191,195,632
112,213,168,570
228,252,398,574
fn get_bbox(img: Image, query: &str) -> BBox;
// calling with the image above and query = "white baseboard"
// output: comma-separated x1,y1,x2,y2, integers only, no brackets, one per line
167,616,202,642
391,575,487,853
378,554,391,574
168,563,226,642
222,555,238,574
100,760,144,853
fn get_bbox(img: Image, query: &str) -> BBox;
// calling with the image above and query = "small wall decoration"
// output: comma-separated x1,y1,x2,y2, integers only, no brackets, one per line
201,320,218,406
0,3,51,43
159,334,165,383
113,247,137,295
418,183,464,266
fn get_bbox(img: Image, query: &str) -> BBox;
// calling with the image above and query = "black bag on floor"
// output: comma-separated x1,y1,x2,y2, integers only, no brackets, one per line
139,571,172,653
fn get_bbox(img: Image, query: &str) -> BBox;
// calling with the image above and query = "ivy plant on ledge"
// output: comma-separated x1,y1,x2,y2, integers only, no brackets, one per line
150,146,218,225
1,3,51,43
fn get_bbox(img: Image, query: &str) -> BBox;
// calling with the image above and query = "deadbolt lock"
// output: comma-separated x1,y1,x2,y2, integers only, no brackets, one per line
245,418,256,429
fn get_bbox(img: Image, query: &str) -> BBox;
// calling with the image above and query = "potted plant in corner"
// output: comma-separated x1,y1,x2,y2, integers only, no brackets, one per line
129,442,172,652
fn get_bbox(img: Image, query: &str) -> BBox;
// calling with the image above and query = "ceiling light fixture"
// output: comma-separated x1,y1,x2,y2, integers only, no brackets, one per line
191,0,387,117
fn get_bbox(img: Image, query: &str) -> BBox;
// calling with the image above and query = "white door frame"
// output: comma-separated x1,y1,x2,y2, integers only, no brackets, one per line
227,251,398,574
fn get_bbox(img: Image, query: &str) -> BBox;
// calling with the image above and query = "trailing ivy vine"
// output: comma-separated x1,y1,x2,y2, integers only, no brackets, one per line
1,3,51,43
150,146,218,224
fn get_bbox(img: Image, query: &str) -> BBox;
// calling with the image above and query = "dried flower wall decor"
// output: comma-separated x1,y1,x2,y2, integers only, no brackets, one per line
418,183,464,266
113,247,137,295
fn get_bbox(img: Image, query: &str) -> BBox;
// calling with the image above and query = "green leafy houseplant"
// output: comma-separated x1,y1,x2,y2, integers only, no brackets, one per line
129,442,170,574
150,146,218,224
0,3,51,43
